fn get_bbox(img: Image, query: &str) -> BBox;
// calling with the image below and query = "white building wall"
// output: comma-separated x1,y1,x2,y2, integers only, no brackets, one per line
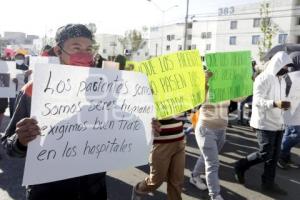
149,23,185,57
148,0,299,62
214,3,262,58
191,16,218,56
95,34,124,59
214,0,296,61
131,40,150,61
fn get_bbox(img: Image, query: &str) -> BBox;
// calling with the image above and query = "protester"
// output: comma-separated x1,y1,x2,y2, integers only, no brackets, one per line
41,45,52,56
234,51,294,195
277,51,300,169
131,115,185,200
1,24,107,200
40,45,57,57
95,53,106,68
9,53,29,118
0,98,8,127
190,71,229,200
114,54,126,70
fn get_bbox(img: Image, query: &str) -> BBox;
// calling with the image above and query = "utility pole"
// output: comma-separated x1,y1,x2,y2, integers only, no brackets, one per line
183,0,190,50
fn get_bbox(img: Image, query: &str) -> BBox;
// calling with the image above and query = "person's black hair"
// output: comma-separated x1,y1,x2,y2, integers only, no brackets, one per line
47,47,57,57
43,45,52,51
96,55,106,68
55,24,94,46
114,55,126,70
15,53,25,59
252,60,256,67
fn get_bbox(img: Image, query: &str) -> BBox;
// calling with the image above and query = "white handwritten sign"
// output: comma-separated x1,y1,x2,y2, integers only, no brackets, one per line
29,56,60,70
284,71,300,125
0,61,16,97
23,64,155,185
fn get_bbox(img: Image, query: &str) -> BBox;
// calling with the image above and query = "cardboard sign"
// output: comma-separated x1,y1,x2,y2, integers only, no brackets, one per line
133,50,206,119
206,51,253,103
0,61,17,98
23,64,155,185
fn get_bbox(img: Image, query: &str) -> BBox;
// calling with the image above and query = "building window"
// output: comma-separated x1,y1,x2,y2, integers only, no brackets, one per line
278,34,288,44
252,35,260,45
207,32,212,39
261,17,271,26
178,45,182,50
187,34,192,40
103,49,107,54
296,0,300,5
145,52,149,57
150,27,159,32
229,36,236,45
191,44,197,49
187,45,192,50
137,52,140,56
297,17,300,25
297,36,300,43
253,18,261,28
187,23,193,29
206,44,211,51
201,32,212,39
230,21,237,29
167,34,175,41
167,35,171,41
110,42,116,46
166,45,170,51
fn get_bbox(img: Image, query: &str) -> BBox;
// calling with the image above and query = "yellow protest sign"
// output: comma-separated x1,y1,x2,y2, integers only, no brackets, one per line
125,61,139,71
134,50,206,119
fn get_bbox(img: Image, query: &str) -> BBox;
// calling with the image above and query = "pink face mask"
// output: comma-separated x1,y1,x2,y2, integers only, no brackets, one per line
68,52,94,67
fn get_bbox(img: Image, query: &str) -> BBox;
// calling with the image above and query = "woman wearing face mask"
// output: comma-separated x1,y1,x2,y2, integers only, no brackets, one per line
9,53,29,118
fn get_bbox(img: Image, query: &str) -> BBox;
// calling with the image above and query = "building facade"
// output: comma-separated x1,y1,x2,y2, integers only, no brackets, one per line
148,0,300,62
94,34,124,60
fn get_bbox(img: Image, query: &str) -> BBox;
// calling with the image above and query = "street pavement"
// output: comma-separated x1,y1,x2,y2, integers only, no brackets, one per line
1,114,299,200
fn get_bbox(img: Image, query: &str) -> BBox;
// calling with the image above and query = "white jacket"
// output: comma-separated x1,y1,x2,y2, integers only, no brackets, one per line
250,52,293,131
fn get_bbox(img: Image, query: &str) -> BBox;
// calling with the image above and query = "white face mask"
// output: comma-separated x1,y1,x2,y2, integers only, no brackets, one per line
16,59,24,65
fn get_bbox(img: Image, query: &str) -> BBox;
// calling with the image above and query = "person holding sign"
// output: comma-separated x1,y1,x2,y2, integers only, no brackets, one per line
234,52,294,195
9,52,30,118
189,71,229,200
1,24,107,200
131,115,186,200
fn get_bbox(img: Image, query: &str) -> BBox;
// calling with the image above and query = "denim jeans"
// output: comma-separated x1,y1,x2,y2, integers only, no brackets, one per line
246,130,283,185
280,125,300,162
192,127,226,198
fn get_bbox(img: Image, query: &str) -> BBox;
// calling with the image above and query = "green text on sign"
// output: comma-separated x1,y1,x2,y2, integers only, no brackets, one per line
205,51,253,103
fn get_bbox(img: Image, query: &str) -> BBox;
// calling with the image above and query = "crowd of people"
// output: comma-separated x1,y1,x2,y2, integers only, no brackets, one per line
0,23,299,200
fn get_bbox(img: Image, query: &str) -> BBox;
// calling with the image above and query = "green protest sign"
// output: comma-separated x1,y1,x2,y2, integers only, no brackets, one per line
205,51,253,103
135,50,206,119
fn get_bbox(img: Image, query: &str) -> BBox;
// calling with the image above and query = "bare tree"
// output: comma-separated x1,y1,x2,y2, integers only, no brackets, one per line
258,2,278,61
118,29,143,53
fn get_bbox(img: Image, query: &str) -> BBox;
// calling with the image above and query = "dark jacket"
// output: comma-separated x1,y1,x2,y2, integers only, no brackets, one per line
1,82,107,200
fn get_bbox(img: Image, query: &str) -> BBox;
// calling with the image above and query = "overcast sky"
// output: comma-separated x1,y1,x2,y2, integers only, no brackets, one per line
0,0,262,37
